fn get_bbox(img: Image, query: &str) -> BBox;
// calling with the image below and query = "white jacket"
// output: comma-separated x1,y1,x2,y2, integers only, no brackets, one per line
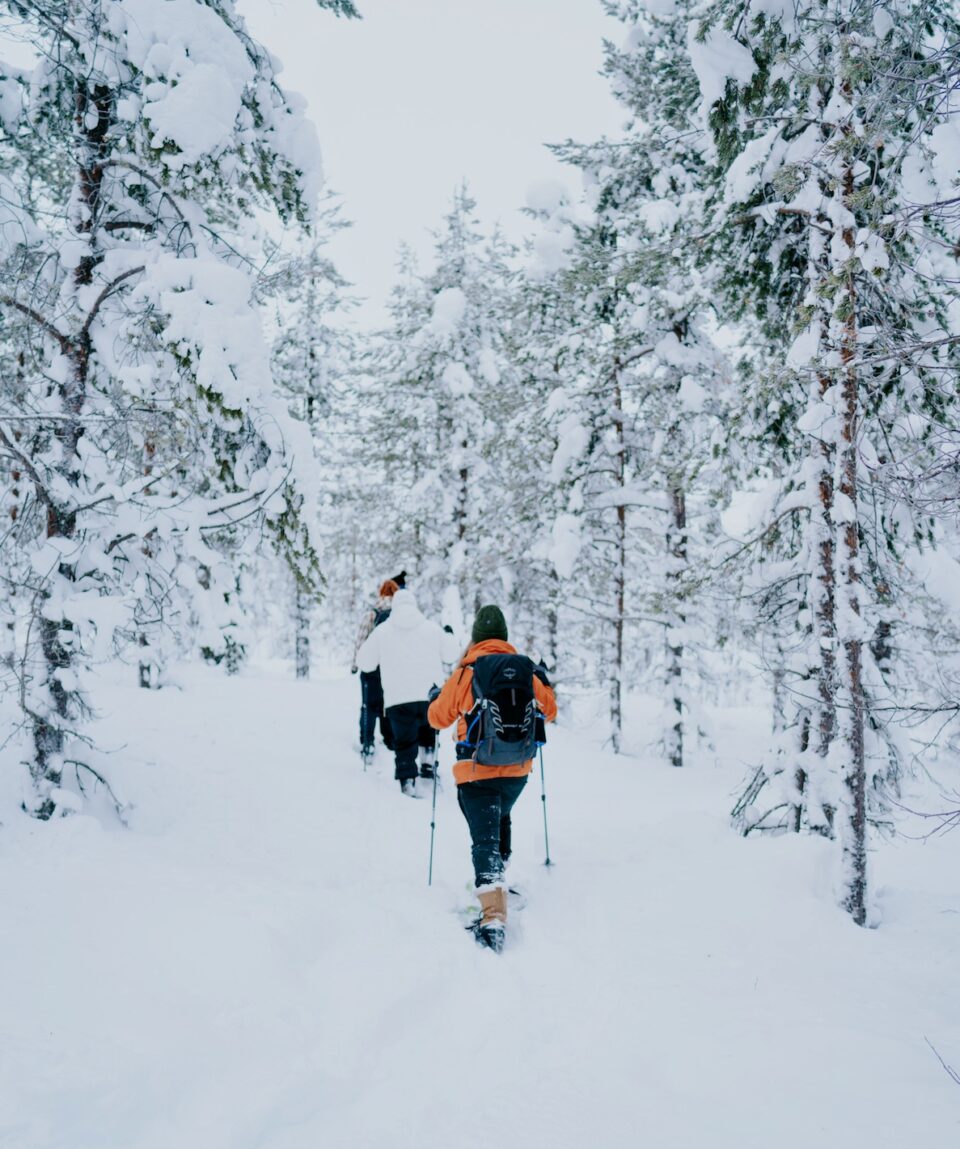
357,590,460,708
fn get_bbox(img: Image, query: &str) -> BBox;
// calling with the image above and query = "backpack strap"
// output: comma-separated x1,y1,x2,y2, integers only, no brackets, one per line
456,663,482,757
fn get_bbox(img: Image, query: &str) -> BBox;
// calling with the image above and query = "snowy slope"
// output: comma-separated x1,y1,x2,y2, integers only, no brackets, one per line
1,664,958,1148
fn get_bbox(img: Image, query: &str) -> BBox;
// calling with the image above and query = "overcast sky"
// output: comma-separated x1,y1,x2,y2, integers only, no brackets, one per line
241,0,621,325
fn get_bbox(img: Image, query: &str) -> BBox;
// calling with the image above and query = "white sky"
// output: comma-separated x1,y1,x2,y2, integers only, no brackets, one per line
240,0,621,325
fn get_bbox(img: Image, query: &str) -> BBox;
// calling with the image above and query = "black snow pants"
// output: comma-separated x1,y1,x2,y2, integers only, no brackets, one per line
384,700,435,781
360,670,393,750
457,776,528,887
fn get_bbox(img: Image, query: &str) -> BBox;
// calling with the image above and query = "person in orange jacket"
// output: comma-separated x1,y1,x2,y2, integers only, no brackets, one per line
428,604,557,951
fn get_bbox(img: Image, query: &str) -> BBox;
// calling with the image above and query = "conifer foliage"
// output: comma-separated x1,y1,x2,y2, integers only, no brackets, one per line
2,0,959,934
359,187,517,628
0,0,349,816
691,0,960,922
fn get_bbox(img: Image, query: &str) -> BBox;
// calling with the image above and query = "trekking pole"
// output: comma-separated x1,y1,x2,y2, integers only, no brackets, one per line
538,743,552,866
428,741,440,886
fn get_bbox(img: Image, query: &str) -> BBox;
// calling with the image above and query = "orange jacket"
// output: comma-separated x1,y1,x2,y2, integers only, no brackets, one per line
427,639,558,785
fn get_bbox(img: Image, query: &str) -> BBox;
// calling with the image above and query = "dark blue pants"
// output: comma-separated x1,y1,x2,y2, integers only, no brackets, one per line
457,776,528,887
360,670,392,750
385,701,435,781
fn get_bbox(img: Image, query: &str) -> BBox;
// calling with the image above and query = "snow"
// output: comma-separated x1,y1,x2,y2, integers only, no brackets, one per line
530,225,576,275
429,286,467,335
135,254,274,414
906,546,960,614
928,119,960,197
722,126,782,205
525,178,568,214
687,26,757,112
477,345,501,386
787,324,819,368
678,375,707,412
637,198,681,233
441,361,473,397
797,400,834,434
551,414,590,481
0,73,24,128
873,6,896,38
0,173,42,253
119,0,253,167
831,490,857,524
550,512,582,578
720,480,783,541
1,664,958,1147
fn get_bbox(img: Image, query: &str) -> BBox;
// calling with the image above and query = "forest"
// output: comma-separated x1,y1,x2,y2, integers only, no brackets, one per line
2,2,959,1143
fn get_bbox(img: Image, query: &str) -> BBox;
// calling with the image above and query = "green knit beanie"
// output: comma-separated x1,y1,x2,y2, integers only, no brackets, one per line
472,604,508,644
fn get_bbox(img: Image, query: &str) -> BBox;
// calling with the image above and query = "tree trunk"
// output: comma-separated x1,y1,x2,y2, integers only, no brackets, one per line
295,583,311,680
665,481,686,767
836,159,867,926
611,504,624,754
30,77,113,812
803,202,838,837
609,363,627,753
456,451,473,613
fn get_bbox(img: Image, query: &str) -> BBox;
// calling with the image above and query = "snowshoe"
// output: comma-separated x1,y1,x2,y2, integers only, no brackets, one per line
418,762,436,780
467,916,505,953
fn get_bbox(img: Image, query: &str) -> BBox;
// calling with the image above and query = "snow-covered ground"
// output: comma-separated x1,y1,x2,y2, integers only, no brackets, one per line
2,663,958,1148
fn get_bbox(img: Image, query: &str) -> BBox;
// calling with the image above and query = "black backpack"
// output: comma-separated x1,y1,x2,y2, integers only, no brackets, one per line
459,653,546,766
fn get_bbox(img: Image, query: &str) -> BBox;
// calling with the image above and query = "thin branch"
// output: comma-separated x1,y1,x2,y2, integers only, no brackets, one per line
925,1038,960,1086
0,424,53,510
102,219,155,233
80,265,145,336
0,296,71,353
67,759,128,822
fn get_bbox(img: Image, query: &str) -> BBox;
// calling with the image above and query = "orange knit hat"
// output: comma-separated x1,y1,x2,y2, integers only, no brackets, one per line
378,579,400,598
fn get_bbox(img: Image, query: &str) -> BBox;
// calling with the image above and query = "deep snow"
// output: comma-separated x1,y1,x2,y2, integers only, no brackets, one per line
2,663,958,1148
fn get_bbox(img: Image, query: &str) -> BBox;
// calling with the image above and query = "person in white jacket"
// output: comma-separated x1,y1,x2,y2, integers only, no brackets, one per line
357,589,460,795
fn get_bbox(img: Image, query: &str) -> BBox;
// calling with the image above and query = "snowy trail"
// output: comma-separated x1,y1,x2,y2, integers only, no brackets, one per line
2,665,958,1148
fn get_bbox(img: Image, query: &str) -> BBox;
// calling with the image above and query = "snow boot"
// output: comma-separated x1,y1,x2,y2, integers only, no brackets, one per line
474,887,507,953
418,748,436,779
399,778,421,798
361,744,375,768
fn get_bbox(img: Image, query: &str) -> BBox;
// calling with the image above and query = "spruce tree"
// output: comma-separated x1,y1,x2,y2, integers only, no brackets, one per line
0,0,347,815
694,0,960,921
361,188,517,626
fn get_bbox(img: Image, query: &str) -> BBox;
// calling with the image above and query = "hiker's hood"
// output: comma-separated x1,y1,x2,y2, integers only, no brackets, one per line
460,638,517,666
388,589,425,629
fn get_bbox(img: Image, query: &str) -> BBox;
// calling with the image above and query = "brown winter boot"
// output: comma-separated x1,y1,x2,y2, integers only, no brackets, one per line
476,887,507,953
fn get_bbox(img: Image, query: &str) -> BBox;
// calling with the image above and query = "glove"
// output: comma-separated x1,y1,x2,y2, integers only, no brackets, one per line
427,683,441,703
350,665,358,675
443,624,453,634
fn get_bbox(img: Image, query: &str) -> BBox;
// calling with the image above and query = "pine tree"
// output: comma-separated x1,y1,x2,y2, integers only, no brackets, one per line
694,0,960,921
360,187,517,626
529,0,728,756
267,210,354,678
0,0,347,815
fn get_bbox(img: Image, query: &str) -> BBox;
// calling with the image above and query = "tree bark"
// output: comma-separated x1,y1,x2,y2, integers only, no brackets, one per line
30,75,114,811
294,583,311,680
609,363,626,753
837,158,867,926
666,481,686,767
